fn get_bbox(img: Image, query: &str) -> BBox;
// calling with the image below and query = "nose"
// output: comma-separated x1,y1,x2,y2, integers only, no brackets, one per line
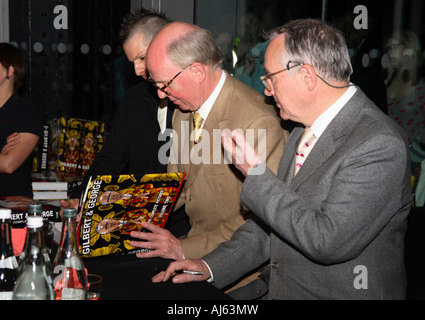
133,66,142,77
264,86,273,97
157,89,168,99
134,61,145,77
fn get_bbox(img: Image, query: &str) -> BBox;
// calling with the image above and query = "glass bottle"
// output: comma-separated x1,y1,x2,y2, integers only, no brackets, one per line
52,208,87,300
0,209,18,300
12,216,55,300
25,203,53,273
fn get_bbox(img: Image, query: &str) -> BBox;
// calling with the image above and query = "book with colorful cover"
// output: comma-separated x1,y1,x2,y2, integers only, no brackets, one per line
78,172,186,258
51,117,106,176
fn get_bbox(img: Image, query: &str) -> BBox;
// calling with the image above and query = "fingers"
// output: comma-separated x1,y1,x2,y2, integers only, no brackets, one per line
221,130,238,164
1,143,16,154
130,222,183,260
60,198,79,208
1,133,20,154
231,130,259,165
221,129,260,176
139,221,167,234
6,133,20,146
59,198,80,220
152,260,211,284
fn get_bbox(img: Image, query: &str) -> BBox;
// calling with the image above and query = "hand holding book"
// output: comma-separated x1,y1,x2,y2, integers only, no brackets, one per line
130,221,184,261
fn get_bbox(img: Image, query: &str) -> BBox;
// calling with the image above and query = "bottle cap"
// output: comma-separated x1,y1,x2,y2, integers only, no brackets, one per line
63,208,77,218
28,203,43,214
0,208,12,219
26,215,43,228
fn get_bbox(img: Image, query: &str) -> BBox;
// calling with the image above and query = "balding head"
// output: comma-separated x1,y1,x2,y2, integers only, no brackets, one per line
145,22,224,111
147,22,223,71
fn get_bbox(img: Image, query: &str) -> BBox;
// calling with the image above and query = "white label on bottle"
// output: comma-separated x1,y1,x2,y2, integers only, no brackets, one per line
0,256,18,269
64,256,83,270
61,288,86,300
0,291,13,300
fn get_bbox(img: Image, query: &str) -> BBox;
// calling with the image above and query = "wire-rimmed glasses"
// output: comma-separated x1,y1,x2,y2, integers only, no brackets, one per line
260,60,303,91
148,67,188,96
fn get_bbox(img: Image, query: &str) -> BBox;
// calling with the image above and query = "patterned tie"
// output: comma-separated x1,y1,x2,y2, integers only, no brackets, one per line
193,112,204,144
294,127,316,176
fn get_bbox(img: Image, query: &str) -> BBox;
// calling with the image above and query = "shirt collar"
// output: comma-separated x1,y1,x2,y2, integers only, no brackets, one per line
311,85,357,139
194,70,226,125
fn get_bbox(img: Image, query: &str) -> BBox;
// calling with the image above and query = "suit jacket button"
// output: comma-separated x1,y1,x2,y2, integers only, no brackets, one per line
271,262,279,268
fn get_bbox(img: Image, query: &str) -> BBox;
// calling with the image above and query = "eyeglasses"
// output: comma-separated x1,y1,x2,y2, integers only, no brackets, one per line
260,60,303,91
148,67,188,96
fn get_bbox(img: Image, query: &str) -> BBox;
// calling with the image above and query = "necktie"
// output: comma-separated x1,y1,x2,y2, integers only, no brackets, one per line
193,112,204,144
294,127,316,176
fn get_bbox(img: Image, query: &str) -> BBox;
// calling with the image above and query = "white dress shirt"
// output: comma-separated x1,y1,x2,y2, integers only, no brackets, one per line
193,70,227,125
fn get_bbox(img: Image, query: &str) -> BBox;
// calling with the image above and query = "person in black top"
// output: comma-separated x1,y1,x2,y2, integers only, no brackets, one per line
0,43,43,198
61,9,189,237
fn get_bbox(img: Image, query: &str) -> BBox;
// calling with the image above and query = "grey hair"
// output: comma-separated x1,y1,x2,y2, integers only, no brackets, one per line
267,19,353,82
166,25,223,69
119,8,171,46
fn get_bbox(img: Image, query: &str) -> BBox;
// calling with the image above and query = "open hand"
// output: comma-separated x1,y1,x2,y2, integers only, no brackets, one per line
221,129,261,177
130,222,184,260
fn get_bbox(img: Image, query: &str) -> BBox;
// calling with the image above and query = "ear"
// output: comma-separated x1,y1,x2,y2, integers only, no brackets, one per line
299,64,318,91
189,63,207,83
6,66,14,79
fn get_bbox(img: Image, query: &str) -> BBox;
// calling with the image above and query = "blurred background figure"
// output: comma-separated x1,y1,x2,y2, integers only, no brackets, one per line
333,13,388,114
0,43,43,198
382,30,425,144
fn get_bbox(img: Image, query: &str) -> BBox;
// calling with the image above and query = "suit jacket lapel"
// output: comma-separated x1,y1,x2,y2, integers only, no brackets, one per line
183,74,233,190
290,88,366,190
278,127,302,184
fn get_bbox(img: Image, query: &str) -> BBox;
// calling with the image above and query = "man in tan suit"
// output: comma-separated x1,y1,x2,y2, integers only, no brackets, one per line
130,22,288,263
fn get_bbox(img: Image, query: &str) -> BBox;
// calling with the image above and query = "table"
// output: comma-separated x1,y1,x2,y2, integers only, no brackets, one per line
83,254,232,300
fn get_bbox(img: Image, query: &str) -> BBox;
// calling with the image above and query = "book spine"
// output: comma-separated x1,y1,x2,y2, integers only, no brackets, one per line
39,124,51,173
33,191,69,200
32,182,70,191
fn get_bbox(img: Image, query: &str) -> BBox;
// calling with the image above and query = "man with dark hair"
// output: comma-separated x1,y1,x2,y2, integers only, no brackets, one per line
61,9,189,237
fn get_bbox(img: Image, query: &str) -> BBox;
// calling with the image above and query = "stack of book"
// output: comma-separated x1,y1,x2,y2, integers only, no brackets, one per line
32,181,70,200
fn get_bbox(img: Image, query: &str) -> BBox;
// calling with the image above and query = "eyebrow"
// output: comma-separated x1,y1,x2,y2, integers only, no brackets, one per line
136,52,146,59
128,52,146,63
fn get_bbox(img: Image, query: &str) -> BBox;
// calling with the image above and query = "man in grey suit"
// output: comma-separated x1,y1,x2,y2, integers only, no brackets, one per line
152,19,413,300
